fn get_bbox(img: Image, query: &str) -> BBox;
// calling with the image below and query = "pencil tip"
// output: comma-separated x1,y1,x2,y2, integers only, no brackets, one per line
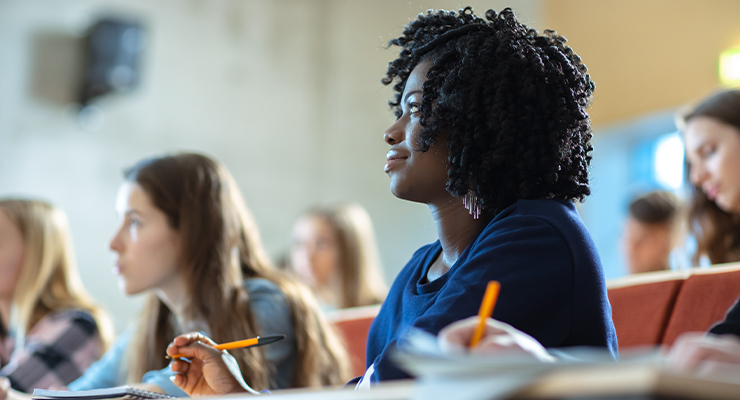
258,334,286,345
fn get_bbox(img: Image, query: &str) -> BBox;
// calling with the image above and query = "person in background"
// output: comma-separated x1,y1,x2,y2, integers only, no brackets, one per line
289,203,387,310
681,89,740,265
622,191,681,274
0,199,113,399
667,88,740,378
165,6,617,395
66,153,349,396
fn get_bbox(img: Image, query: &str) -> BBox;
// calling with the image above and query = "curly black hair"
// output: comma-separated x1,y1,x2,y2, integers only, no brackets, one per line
383,7,594,215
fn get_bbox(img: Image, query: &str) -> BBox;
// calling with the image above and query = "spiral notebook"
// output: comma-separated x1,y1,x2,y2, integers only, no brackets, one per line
32,386,176,400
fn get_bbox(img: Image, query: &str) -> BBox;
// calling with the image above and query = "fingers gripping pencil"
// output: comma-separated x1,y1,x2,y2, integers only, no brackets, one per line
167,334,285,359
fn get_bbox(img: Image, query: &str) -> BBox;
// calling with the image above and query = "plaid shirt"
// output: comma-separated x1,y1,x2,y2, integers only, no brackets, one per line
0,309,104,392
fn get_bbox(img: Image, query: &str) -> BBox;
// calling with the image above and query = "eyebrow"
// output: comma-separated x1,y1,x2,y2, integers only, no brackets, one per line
686,138,708,154
403,90,422,103
122,209,143,217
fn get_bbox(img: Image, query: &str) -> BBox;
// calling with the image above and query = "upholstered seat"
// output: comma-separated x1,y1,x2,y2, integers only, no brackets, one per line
327,304,382,378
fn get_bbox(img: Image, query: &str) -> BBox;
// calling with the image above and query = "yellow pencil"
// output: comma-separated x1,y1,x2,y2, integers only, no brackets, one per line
469,280,500,348
167,334,285,359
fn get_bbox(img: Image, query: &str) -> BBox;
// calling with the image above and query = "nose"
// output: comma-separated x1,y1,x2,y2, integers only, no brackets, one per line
109,226,124,253
384,117,405,145
689,161,708,187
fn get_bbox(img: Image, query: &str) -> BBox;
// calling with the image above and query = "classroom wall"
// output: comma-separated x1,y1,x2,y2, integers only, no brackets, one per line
543,0,740,126
0,0,542,332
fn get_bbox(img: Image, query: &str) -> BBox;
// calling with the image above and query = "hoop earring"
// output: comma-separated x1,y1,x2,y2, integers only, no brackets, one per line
463,190,482,220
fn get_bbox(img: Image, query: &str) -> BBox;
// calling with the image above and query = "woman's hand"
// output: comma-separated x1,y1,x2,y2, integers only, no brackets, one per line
667,332,740,379
167,332,258,397
438,316,555,362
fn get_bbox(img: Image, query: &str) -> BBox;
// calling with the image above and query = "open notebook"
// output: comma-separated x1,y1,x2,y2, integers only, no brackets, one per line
32,386,176,400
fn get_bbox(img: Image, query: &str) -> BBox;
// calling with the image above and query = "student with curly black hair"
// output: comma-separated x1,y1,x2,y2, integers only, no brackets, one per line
362,6,616,384
164,7,617,394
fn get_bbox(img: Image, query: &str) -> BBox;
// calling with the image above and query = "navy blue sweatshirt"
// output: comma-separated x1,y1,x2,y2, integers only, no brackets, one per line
361,199,618,383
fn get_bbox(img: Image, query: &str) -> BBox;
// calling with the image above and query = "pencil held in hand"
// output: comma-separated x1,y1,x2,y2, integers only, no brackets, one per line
167,334,286,359
470,280,500,348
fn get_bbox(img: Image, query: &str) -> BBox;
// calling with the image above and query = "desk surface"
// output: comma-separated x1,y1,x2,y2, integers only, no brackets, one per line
202,364,740,400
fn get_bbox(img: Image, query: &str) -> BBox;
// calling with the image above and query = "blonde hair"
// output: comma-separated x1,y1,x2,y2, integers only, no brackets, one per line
123,153,351,389
301,204,387,308
0,199,113,349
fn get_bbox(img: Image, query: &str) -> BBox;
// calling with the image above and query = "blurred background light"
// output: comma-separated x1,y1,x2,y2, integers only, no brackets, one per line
654,132,685,190
719,46,740,87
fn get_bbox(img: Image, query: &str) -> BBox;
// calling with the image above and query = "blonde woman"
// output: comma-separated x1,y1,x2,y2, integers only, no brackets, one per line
0,199,113,395
290,204,387,310
67,153,350,395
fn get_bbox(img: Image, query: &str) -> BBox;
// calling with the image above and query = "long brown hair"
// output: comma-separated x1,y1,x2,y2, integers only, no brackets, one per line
680,89,740,264
0,199,113,349
123,153,350,389
299,204,387,308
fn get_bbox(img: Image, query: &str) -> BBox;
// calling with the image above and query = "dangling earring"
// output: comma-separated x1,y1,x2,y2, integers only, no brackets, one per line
463,189,482,219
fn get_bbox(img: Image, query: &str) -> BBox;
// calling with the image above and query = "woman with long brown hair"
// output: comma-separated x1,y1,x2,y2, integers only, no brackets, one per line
680,89,740,265
0,199,113,395
289,203,387,310
67,153,349,395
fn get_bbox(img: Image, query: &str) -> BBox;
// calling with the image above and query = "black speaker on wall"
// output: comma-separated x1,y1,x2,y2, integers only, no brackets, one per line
78,18,146,106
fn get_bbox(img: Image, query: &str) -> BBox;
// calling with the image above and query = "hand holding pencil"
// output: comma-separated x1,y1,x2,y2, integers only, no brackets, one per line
167,332,266,397
437,281,554,362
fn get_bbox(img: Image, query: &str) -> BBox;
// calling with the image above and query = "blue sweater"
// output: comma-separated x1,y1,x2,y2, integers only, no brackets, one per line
363,199,618,383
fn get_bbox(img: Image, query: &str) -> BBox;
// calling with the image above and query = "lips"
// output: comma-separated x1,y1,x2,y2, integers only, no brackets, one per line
705,185,719,201
385,149,408,172
112,262,123,276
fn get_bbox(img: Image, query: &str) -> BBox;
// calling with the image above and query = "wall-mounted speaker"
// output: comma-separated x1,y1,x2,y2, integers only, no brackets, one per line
78,18,146,106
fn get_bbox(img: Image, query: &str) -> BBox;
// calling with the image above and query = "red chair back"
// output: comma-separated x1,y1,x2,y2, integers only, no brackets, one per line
607,274,684,349
327,305,381,378
662,264,740,346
